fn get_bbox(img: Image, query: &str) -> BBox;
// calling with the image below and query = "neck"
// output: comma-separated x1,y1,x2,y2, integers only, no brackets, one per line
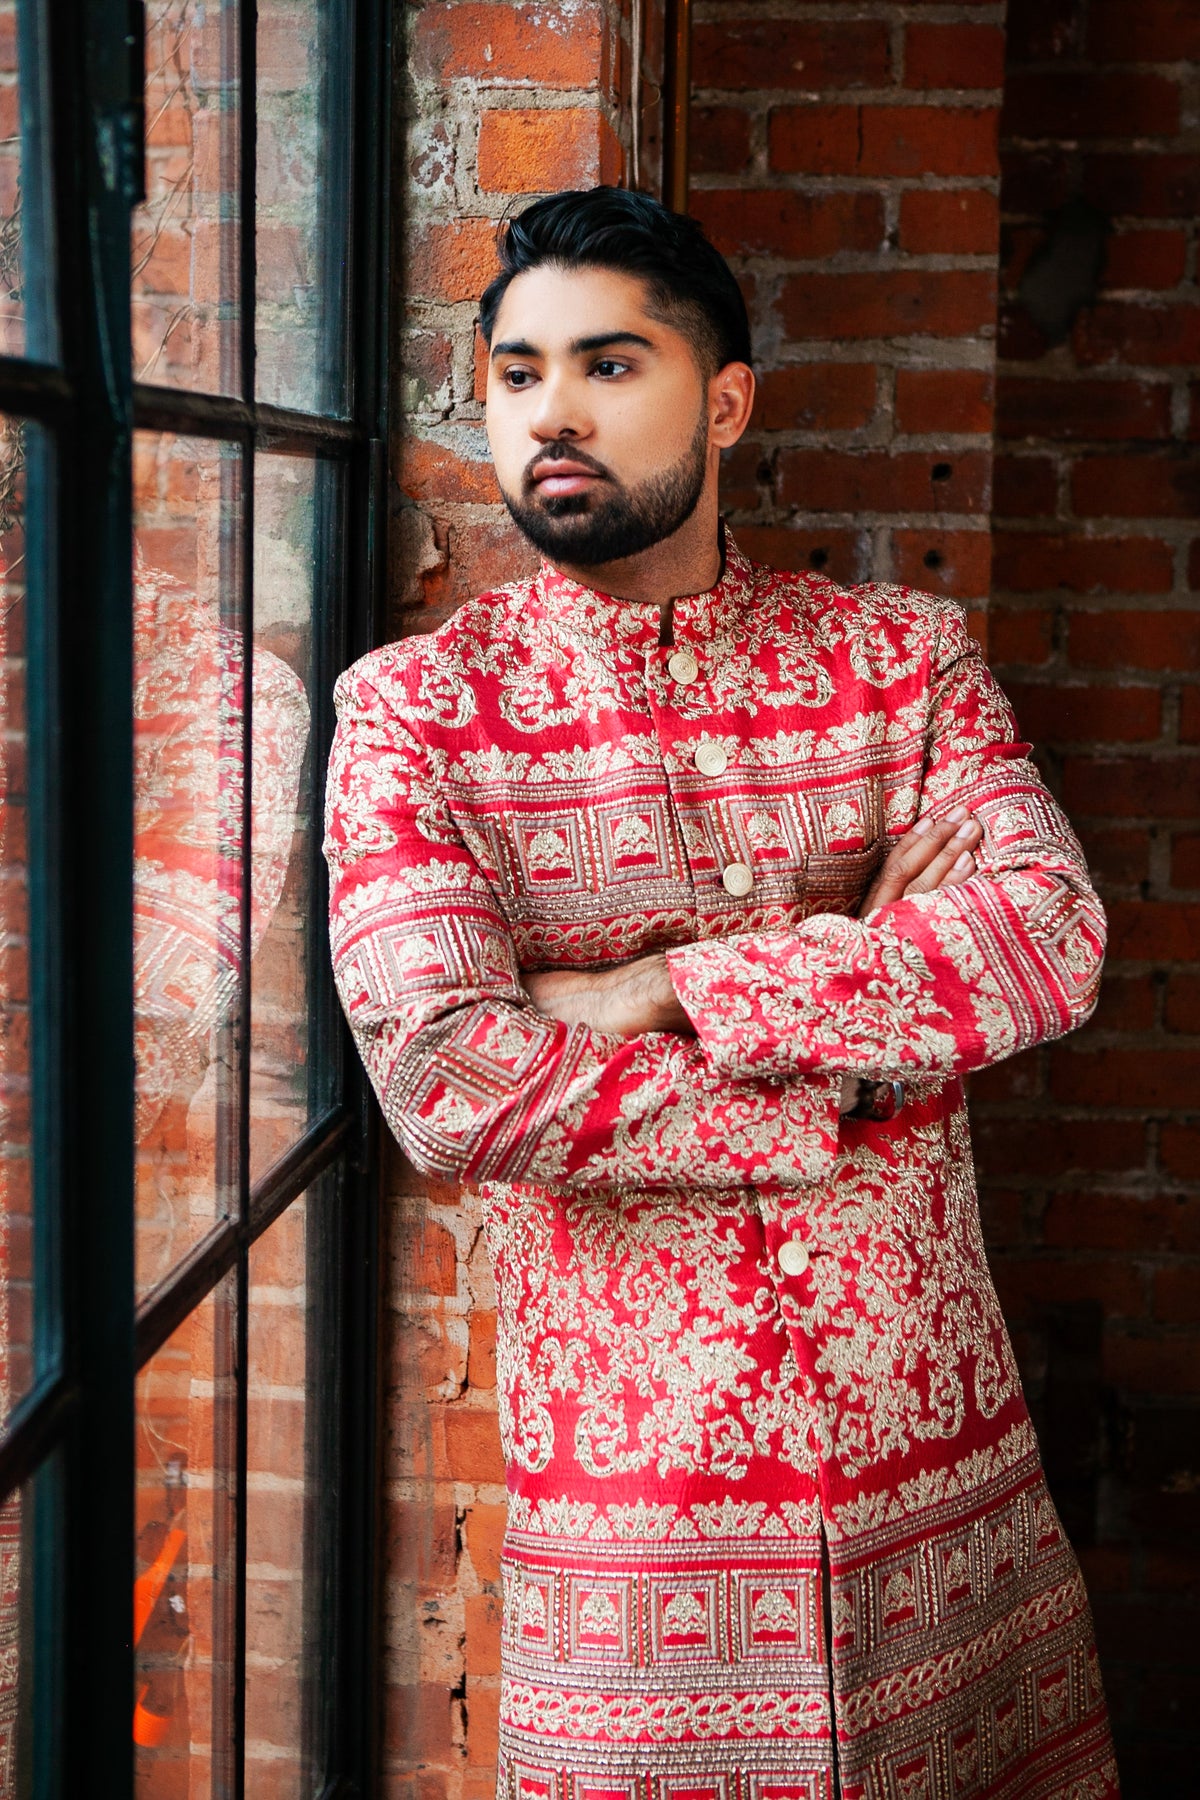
548,487,723,616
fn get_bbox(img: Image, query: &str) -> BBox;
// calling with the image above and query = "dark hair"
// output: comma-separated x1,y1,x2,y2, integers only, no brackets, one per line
479,186,752,373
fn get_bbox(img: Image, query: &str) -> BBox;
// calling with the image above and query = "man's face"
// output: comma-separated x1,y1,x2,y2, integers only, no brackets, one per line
485,263,714,567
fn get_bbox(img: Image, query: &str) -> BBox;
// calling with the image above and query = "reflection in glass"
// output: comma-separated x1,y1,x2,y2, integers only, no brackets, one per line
245,1181,338,1791
249,455,325,1181
135,1280,237,1798
0,1,23,355
256,0,349,413
0,415,34,1428
133,1,239,392
134,431,310,1295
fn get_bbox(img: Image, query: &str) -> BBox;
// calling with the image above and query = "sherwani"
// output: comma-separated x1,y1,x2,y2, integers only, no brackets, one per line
324,534,1120,1800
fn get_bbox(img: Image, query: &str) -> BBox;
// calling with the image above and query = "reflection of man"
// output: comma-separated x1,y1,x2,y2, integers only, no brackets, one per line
326,190,1119,1797
131,552,308,1754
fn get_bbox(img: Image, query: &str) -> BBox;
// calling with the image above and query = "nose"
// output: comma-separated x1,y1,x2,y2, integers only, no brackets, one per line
528,367,592,445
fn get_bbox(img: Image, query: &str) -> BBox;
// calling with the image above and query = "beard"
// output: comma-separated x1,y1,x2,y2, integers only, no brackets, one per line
499,408,709,567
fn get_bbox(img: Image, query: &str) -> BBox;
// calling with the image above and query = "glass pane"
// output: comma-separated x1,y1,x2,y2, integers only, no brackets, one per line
0,415,35,1424
249,454,334,1184
134,1,240,393
0,1471,43,1792
245,1178,340,1792
135,1278,237,1798
134,432,243,1299
256,0,350,414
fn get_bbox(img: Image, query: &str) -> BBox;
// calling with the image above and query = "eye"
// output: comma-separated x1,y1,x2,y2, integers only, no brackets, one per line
502,366,537,390
592,358,630,379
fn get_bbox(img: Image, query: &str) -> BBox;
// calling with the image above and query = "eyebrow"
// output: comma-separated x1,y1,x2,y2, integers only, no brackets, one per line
491,330,656,359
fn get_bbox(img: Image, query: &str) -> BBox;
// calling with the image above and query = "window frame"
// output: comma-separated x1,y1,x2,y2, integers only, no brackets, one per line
0,0,391,1790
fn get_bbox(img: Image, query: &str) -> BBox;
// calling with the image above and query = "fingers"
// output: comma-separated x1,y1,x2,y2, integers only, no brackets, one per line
860,806,983,917
902,812,982,896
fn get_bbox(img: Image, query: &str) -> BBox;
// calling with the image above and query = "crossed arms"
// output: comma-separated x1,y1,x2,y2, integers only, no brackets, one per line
323,603,1104,1192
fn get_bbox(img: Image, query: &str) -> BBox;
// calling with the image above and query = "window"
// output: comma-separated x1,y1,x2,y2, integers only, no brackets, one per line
0,0,389,1790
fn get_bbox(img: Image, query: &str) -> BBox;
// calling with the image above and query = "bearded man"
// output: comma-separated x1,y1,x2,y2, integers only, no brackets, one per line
325,187,1119,1800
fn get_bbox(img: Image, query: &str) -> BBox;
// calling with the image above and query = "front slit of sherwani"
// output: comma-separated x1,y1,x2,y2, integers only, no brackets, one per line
325,532,1122,1800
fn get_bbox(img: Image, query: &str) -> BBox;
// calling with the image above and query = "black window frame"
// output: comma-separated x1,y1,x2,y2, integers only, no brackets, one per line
0,0,391,1791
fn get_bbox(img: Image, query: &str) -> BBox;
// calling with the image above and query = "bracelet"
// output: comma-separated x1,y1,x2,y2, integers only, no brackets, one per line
847,1077,905,1122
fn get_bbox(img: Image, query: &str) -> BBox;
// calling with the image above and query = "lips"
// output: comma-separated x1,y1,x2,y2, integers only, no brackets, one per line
529,458,606,498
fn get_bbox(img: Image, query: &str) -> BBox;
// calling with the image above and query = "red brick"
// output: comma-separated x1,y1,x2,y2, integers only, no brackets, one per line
1103,230,1188,293
1071,454,1200,520
1088,0,1200,61
753,363,876,433
993,1254,1146,1321
1004,0,1083,62
992,455,1057,519
1002,72,1181,141
1051,1047,1200,1107
1093,974,1159,1031
1171,833,1200,889
1065,759,1199,823
464,1502,507,1585
1083,154,1200,221
894,368,994,436
408,219,499,304
891,529,992,600
993,534,1174,597
477,108,620,195
974,1118,1146,1180
465,1593,503,1676
768,105,860,176
733,525,868,589
903,23,1006,91
465,1676,501,1768
467,1307,497,1389
441,1405,506,1483
1181,687,1200,746
1165,974,1200,1035
1106,901,1200,960
778,449,990,516
1104,1331,1200,1395
401,435,498,507
859,105,999,179
691,189,883,261
1074,302,1200,371
1069,610,1200,672
1042,1192,1188,1254
403,330,454,411
1003,682,1160,746
779,271,996,341
996,378,1172,443
1161,1122,1200,1179
988,604,1055,667
413,4,604,87
719,440,763,512
386,1497,459,1588
898,188,999,256
690,106,751,176
693,20,890,91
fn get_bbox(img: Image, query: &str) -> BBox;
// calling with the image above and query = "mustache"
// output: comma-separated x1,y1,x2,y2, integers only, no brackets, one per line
521,442,614,493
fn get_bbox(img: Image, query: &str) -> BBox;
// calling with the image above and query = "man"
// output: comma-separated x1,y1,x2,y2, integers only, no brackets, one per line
325,188,1119,1799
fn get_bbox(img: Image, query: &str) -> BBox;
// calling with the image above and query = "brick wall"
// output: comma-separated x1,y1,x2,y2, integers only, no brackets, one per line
973,3,1200,1792
385,4,1200,1793
689,0,1006,642
386,6,635,1791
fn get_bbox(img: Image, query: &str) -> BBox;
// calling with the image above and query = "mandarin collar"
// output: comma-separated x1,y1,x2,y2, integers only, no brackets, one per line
533,528,755,665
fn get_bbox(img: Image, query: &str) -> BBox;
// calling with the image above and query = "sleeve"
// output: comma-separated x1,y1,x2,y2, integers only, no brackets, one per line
323,664,843,1190
666,603,1106,1083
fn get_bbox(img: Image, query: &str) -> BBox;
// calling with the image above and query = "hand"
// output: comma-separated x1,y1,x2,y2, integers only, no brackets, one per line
860,805,982,921
524,953,693,1038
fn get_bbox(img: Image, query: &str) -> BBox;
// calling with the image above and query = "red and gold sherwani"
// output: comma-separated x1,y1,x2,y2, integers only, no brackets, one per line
324,534,1120,1800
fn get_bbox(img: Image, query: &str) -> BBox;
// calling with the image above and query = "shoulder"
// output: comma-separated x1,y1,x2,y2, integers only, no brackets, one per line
333,579,532,719
743,558,976,668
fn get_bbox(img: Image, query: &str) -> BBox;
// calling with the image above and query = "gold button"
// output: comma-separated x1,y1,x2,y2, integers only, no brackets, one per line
694,739,728,777
722,861,754,898
668,649,699,685
777,1239,810,1277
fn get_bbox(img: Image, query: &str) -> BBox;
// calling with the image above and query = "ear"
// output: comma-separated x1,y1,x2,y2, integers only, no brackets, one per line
709,361,755,448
